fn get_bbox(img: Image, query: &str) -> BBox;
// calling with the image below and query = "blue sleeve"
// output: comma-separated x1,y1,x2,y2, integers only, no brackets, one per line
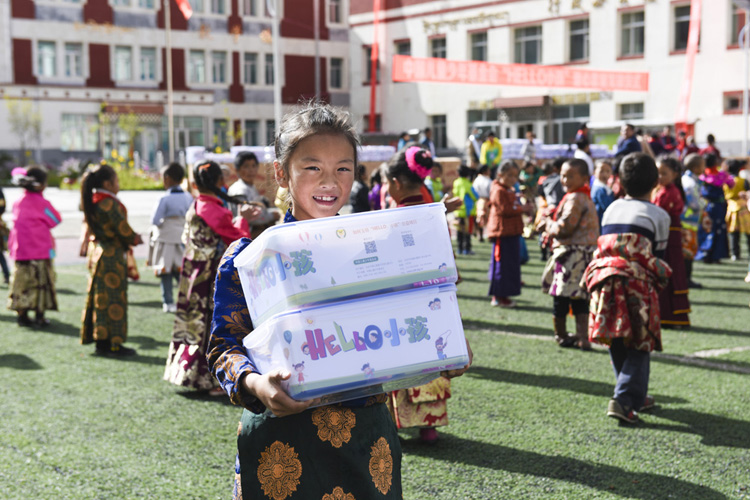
207,238,265,413
151,197,168,226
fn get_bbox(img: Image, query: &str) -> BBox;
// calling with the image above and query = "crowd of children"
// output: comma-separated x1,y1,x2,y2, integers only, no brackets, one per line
7,105,750,497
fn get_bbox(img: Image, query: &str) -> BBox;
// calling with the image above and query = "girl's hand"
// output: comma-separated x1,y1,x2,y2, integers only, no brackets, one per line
133,233,144,246
243,370,318,417
441,338,473,379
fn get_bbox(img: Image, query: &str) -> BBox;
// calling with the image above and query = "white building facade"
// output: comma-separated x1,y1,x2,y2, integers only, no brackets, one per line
349,0,749,155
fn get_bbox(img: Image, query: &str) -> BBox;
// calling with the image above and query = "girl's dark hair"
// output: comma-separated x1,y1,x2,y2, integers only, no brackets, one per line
386,148,431,188
620,153,657,198
727,158,747,176
193,160,245,204
80,164,117,226
458,164,473,178
274,100,359,180
17,166,48,192
162,162,185,183
477,164,489,176
234,151,258,169
657,156,686,202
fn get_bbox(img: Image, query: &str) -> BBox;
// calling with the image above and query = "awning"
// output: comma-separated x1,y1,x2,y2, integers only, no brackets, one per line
492,95,546,109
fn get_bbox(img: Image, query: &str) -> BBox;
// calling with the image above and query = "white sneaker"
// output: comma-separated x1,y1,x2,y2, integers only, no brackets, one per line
162,303,170,312
168,304,178,313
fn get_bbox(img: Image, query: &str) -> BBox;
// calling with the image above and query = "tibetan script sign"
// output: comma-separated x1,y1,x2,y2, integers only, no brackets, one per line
392,55,649,92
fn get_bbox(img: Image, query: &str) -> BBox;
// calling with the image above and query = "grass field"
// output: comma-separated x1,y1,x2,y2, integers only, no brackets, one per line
1,241,749,499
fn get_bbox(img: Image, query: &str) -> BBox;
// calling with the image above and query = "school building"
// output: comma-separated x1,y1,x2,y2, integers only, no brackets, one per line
0,0,351,166
349,0,750,155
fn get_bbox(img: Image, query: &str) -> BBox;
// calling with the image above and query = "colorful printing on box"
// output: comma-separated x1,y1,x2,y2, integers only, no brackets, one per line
234,203,457,325
242,284,468,404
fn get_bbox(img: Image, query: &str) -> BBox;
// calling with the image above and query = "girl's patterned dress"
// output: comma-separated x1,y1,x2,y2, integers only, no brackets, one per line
207,210,402,500
81,191,138,346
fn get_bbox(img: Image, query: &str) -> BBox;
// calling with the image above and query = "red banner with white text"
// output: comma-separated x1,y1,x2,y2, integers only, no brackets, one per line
392,55,649,92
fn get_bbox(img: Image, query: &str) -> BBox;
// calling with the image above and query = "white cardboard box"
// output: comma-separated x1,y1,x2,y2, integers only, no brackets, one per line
234,203,457,326
242,284,468,405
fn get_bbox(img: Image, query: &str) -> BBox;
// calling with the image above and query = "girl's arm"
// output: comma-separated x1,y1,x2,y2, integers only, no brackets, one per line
199,202,251,245
43,200,62,228
208,239,315,416
109,201,139,247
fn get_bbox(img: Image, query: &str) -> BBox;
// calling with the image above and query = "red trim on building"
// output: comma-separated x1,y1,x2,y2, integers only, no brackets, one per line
281,0,329,40
228,0,243,35
12,39,37,85
229,51,244,103
10,0,35,19
86,44,115,88
104,103,165,114
351,0,523,16
82,0,113,24
617,5,644,13
617,54,645,61
282,55,329,104
159,48,187,91
157,0,187,30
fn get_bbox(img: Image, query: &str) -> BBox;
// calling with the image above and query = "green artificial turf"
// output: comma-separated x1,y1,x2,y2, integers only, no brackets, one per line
1,241,749,499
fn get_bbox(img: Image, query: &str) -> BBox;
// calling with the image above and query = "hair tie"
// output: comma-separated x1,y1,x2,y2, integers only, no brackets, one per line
405,146,432,180
198,163,211,171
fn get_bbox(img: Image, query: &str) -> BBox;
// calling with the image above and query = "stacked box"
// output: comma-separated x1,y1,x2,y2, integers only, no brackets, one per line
235,204,468,404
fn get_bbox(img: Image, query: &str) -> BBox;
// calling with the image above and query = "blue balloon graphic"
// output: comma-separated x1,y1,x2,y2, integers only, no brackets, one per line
283,330,293,344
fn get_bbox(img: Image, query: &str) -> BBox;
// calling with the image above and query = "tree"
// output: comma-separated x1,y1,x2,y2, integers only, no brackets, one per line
4,97,42,165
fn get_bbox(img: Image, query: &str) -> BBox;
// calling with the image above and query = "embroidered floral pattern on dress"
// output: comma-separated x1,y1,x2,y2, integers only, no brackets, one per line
368,437,393,495
257,441,302,500
322,486,356,500
312,406,356,448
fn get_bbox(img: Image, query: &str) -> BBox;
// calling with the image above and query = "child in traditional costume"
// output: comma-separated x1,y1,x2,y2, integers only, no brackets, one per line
147,162,193,313
538,158,599,350
591,160,615,225
723,158,750,261
696,154,733,263
452,165,478,255
582,153,671,424
207,103,471,498
653,157,691,329
163,160,254,393
7,167,61,327
486,160,533,308
383,146,455,444
80,164,143,356
681,153,705,288
0,186,11,285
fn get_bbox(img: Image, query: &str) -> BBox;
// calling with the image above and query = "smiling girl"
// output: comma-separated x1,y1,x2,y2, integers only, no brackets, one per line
207,102,404,499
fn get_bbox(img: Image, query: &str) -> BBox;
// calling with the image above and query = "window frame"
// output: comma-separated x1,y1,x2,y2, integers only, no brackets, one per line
394,39,411,56
514,25,543,64
569,18,589,62
113,45,133,82
37,40,57,78
243,52,258,85
264,53,274,86
620,10,645,57
211,50,227,84
430,36,447,59
64,42,83,78
139,46,157,82
329,57,344,89
619,102,644,120
244,119,260,146
430,114,448,150
327,0,345,26
188,49,207,84
673,4,692,52
470,31,488,62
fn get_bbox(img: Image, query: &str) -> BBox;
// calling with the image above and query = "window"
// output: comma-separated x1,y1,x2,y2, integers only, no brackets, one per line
431,115,447,149
551,104,590,143
192,0,204,12
329,0,342,24
245,119,259,145
112,0,130,5
210,0,224,14
363,46,380,83
64,43,83,77
61,114,98,151
266,119,275,146
569,19,589,61
732,7,746,46
362,114,382,132
674,5,691,51
243,53,258,84
140,47,156,81
395,40,411,56
114,46,132,81
138,0,154,7
725,93,743,114
212,51,227,83
330,57,343,89
37,41,56,77
213,119,230,151
264,54,274,85
514,26,542,64
621,11,645,56
189,50,206,83
242,0,256,16
470,32,488,61
164,115,206,151
430,37,446,59
619,102,644,120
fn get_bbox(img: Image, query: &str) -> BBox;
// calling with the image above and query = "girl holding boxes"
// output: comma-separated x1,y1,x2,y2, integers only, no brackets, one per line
207,103,471,499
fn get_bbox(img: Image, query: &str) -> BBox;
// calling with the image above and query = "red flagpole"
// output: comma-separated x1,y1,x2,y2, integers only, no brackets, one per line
368,0,380,133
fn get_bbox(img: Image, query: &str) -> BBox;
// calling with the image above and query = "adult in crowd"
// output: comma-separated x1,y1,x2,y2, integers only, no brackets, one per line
520,131,537,164
574,138,595,177
480,131,503,177
575,123,588,143
465,127,482,168
661,126,677,153
421,127,436,157
615,124,642,158
699,133,722,160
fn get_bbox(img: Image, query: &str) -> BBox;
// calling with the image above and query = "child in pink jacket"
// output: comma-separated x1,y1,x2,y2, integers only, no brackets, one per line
8,166,62,327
